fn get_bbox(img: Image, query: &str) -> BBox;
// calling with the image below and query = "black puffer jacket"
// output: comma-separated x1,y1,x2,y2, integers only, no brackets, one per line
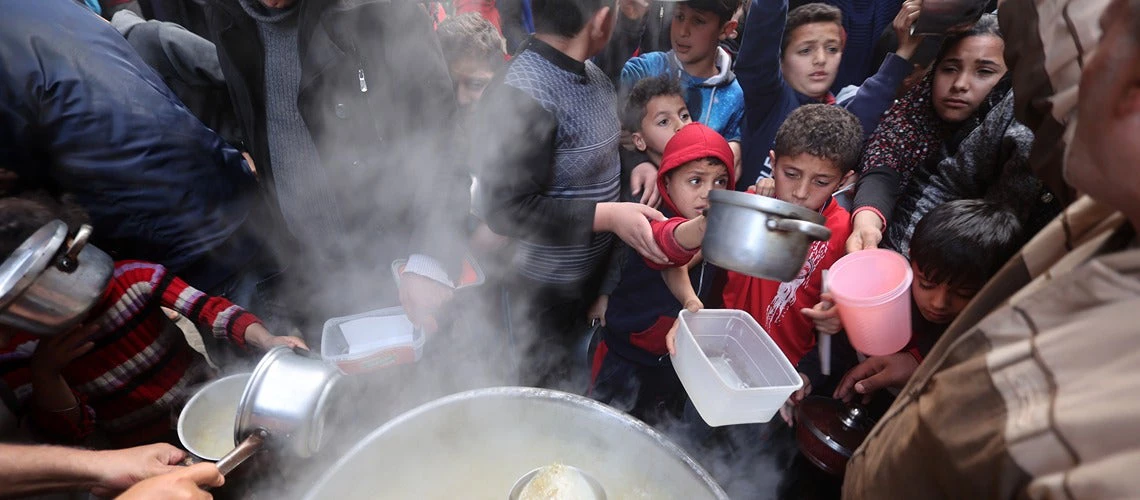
0,0,258,290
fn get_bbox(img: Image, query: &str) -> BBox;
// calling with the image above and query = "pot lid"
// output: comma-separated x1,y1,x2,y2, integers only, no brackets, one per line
796,396,873,458
708,190,827,225
0,220,68,311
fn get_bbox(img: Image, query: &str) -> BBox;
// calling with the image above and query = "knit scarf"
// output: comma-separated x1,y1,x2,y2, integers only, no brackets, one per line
858,71,1011,188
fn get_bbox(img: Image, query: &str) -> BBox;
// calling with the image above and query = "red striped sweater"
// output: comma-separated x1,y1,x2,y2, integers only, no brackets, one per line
0,261,260,446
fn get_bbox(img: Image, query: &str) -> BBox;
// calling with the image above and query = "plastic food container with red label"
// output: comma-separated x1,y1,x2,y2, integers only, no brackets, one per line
321,306,425,374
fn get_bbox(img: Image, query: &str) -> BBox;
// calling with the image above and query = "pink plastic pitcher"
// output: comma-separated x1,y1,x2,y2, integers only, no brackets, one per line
828,249,913,356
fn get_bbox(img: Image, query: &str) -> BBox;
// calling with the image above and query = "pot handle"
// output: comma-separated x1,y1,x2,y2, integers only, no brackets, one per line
56,224,93,273
766,218,832,242
215,428,268,476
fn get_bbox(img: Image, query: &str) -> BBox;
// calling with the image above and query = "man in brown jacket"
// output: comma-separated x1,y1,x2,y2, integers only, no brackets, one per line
842,0,1140,496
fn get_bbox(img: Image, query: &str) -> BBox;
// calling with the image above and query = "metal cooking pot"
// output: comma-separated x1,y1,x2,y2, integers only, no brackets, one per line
911,0,990,35
794,396,873,476
303,387,728,499
0,221,113,336
235,346,342,459
703,190,832,282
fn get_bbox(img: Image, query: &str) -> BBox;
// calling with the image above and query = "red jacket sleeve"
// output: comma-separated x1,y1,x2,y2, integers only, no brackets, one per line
645,217,700,270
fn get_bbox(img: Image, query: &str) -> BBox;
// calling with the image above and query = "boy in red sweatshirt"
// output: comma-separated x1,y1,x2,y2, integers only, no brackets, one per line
589,122,734,423
665,105,864,410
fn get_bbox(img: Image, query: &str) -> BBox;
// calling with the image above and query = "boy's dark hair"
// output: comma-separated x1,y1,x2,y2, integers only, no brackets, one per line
531,0,614,38
621,75,684,132
436,13,507,69
934,14,1002,66
773,104,863,174
0,195,89,259
910,199,1023,290
683,0,744,24
783,3,844,53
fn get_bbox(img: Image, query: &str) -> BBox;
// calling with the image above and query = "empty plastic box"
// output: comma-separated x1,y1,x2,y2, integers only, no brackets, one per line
672,309,803,426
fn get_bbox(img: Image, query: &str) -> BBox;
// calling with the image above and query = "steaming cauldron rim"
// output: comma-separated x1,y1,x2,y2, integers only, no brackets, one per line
301,386,729,500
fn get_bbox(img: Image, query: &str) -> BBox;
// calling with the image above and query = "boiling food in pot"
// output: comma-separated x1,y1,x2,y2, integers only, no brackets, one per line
519,464,598,500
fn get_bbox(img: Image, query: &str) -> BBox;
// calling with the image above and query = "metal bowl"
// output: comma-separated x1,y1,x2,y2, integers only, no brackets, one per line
178,373,251,461
703,190,831,282
302,387,728,500
236,346,342,458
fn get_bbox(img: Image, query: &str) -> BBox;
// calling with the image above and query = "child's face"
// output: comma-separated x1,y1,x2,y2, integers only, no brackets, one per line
449,58,496,113
633,95,692,158
671,5,737,69
769,152,848,211
663,159,730,219
931,35,1007,123
781,22,844,99
910,263,978,324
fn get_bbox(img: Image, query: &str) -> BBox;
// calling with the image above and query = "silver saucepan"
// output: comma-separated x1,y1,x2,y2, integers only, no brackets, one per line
221,346,342,474
702,190,832,282
0,220,113,336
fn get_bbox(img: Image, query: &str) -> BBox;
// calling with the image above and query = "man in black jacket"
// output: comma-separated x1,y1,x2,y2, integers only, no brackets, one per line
202,0,470,333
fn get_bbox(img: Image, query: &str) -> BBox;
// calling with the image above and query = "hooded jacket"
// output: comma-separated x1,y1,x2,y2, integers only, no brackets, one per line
620,48,745,143
601,124,736,367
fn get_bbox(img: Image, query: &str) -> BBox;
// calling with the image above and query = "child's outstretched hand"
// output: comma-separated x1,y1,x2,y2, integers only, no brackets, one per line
665,319,680,356
801,292,842,334
893,0,925,61
30,323,98,377
779,372,812,426
751,177,776,197
587,295,609,327
630,162,661,207
833,352,919,404
244,323,309,351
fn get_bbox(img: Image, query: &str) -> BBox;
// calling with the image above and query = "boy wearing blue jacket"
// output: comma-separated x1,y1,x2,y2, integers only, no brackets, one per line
736,0,923,186
620,0,746,177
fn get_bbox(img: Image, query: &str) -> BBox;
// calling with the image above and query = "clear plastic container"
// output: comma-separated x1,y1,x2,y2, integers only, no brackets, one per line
672,309,803,426
321,306,425,374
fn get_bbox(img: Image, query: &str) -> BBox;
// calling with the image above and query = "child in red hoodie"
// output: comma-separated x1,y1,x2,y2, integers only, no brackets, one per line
588,122,735,423
665,105,865,417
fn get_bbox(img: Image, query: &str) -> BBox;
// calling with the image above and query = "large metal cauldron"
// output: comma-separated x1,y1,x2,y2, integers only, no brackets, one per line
303,387,727,499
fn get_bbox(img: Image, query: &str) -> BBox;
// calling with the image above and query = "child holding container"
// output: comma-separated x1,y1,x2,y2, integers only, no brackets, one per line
663,104,865,416
589,122,735,424
831,199,1024,404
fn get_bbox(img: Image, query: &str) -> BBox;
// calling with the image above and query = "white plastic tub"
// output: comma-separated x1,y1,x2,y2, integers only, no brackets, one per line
672,309,803,426
321,306,425,374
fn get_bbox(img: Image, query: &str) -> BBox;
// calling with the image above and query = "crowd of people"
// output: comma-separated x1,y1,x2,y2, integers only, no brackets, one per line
0,0,1137,497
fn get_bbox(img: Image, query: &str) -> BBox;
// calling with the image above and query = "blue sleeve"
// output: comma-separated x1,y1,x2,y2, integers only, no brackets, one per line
735,0,789,115
725,104,744,142
619,52,666,94
838,53,913,139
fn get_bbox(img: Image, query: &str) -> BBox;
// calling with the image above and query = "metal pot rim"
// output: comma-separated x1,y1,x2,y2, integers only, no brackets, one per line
0,220,68,311
708,190,826,225
302,387,729,500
